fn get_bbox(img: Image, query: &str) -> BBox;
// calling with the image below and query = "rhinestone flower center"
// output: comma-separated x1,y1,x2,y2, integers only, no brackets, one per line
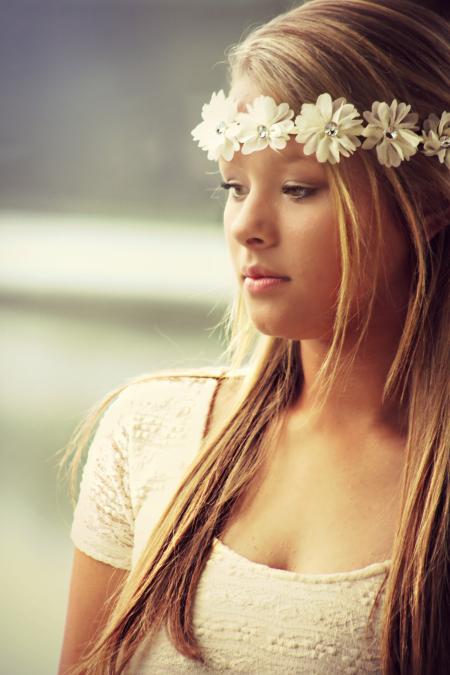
257,124,269,139
215,120,227,135
324,121,339,137
385,128,398,140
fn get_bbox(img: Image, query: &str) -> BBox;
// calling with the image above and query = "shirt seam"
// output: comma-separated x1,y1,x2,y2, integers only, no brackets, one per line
200,375,226,442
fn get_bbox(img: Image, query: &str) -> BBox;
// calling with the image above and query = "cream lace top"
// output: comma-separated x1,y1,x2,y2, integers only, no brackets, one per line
70,367,391,674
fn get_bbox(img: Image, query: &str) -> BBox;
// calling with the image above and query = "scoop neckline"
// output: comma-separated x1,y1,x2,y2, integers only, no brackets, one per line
212,537,391,583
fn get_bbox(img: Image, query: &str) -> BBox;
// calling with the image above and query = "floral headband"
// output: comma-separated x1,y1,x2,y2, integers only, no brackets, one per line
191,89,450,169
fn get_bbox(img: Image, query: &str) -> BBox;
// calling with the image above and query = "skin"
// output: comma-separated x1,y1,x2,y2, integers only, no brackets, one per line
58,549,127,674
218,80,416,444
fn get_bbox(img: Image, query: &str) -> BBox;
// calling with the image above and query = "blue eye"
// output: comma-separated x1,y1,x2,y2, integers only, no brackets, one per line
219,181,316,201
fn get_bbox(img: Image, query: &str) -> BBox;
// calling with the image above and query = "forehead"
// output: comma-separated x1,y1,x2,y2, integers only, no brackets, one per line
218,137,324,172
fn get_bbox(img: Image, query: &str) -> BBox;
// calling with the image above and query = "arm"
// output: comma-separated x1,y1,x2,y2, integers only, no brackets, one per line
58,548,128,675
59,388,135,673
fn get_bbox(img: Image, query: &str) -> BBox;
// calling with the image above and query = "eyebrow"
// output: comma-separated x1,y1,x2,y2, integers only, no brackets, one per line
219,155,314,168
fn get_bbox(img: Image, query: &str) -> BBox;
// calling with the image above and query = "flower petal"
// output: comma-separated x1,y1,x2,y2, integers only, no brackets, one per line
269,135,289,150
316,135,331,162
241,136,269,154
316,93,333,121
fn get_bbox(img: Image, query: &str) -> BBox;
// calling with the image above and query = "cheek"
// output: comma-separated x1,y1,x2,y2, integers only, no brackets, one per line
223,220,237,268
283,205,342,288
223,215,245,280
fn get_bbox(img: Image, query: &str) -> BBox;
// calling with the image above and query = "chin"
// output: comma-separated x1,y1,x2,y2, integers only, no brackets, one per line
247,309,332,341
248,314,297,339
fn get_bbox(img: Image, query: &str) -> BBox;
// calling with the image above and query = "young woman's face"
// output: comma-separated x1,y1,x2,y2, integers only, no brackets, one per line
218,84,412,341
219,136,339,339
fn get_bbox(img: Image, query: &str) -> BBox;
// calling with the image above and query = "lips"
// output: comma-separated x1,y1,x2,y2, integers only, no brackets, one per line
242,264,290,280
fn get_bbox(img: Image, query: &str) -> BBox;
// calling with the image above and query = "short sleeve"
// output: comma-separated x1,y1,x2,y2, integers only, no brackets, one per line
70,389,134,569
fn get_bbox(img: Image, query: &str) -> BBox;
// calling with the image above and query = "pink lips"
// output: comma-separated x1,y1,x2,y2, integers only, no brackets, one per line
243,276,289,294
242,264,290,280
241,263,290,294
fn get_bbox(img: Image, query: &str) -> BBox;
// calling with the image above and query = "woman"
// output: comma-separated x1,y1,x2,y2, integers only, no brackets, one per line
58,0,450,673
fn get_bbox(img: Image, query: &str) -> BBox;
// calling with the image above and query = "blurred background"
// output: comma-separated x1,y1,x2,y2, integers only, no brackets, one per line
0,1,296,673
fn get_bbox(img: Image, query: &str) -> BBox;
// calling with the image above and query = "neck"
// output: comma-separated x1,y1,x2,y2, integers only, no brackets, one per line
288,310,409,441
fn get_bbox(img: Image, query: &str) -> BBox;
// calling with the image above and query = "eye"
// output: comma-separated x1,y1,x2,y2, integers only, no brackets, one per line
282,185,317,201
219,181,317,202
220,181,246,199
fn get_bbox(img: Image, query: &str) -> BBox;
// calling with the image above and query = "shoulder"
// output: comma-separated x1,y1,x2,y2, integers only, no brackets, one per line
115,365,242,402
108,365,247,435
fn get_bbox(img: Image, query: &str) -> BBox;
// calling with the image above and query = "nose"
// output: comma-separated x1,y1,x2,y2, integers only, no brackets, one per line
226,191,279,248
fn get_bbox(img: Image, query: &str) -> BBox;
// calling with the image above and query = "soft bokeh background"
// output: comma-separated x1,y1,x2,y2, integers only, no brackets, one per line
0,1,295,673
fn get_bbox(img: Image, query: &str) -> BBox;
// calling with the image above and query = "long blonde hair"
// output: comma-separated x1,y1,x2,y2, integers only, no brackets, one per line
59,1,450,672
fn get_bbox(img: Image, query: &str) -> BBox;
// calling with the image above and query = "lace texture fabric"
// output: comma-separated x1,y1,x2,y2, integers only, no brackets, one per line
70,367,390,674
70,390,135,569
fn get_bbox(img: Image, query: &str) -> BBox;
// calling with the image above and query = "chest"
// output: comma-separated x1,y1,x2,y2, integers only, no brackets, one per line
220,427,405,575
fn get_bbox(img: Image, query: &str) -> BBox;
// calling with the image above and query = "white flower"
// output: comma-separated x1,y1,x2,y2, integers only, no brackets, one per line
234,95,295,154
292,93,365,164
420,111,450,169
191,90,241,161
360,100,421,168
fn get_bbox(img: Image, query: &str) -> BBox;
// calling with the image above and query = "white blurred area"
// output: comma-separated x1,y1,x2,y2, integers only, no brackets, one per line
0,210,234,304
0,211,234,675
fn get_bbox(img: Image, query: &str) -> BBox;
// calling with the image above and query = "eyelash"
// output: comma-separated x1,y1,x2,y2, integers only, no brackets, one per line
219,181,317,201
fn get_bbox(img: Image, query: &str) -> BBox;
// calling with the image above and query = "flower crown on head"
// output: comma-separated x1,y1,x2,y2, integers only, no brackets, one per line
191,89,450,169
